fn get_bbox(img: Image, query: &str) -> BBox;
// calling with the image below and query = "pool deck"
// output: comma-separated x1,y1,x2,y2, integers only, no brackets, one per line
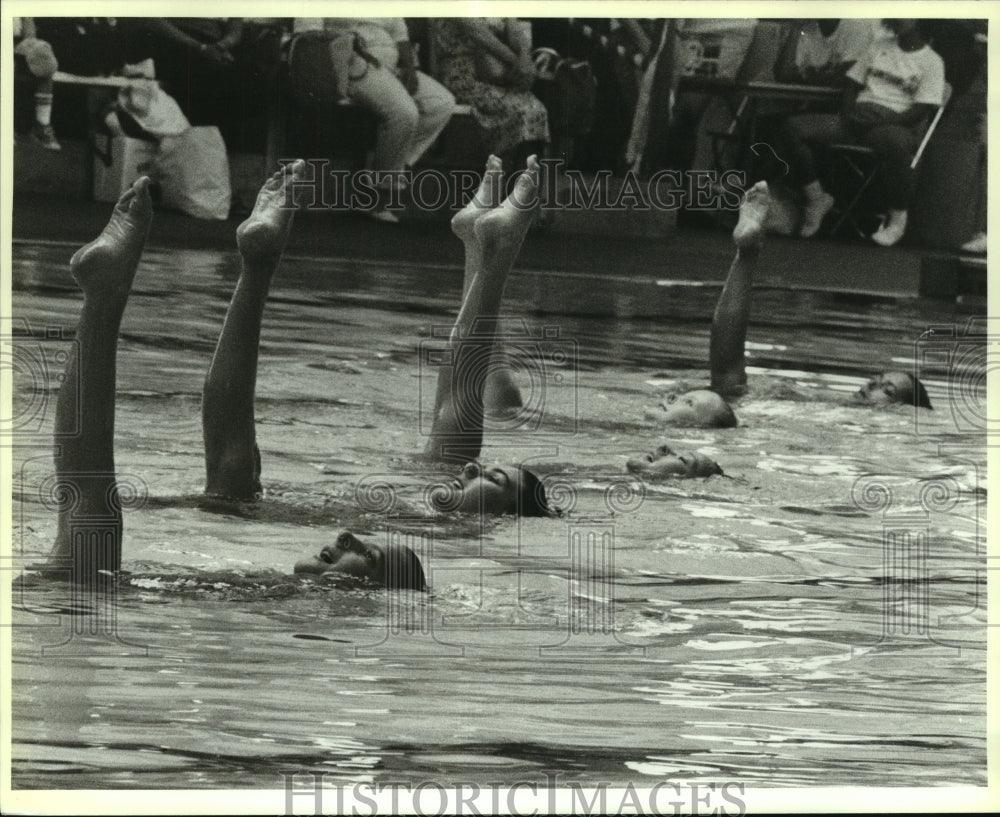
9,189,969,303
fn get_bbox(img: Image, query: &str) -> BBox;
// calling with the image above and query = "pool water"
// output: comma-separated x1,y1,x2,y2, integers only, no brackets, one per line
8,238,987,790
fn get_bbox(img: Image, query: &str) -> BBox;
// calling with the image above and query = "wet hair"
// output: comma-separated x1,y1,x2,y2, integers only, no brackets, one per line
517,466,557,517
908,374,934,410
703,391,738,428
382,543,428,591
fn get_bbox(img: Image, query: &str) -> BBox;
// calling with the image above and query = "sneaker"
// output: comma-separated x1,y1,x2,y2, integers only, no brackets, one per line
366,209,400,224
31,122,61,151
960,232,987,254
871,212,908,247
799,191,835,238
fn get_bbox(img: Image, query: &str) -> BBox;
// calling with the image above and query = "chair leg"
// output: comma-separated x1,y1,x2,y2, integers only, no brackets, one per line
828,154,879,236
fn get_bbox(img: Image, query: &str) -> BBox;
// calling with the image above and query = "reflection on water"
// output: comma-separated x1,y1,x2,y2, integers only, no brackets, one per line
10,242,987,789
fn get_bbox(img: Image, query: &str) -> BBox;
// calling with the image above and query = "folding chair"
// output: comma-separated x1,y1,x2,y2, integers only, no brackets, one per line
825,83,952,236
707,21,797,172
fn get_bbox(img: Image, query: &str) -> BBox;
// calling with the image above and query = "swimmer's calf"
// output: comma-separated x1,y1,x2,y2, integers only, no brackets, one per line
450,155,523,418
202,161,306,500
45,177,154,581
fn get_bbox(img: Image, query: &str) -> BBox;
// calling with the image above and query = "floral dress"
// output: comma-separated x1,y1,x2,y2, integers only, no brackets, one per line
431,18,549,154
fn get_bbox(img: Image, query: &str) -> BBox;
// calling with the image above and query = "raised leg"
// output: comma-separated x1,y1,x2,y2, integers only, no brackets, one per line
424,156,539,463
709,181,770,399
451,155,524,417
202,160,304,499
46,177,153,580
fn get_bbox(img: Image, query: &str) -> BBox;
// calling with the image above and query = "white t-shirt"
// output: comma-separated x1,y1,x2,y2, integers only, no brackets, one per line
293,18,408,71
794,19,882,72
848,39,946,113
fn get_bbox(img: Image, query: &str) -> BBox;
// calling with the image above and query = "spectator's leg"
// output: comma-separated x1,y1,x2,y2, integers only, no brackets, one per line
202,161,304,499
776,112,846,237
347,65,419,216
404,71,456,167
31,76,61,150
46,178,153,580
864,123,921,247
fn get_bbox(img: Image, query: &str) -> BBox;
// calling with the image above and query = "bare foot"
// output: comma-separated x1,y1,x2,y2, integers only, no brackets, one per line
733,181,770,251
70,176,152,300
451,154,504,246
474,155,539,272
236,159,305,266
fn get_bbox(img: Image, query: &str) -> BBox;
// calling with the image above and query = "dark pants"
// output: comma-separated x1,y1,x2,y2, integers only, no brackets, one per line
778,111,921,210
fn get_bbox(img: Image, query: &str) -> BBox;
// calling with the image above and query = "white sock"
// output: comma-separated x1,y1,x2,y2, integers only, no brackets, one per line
803,180,825,201
886,208,908,227
34,93,53,126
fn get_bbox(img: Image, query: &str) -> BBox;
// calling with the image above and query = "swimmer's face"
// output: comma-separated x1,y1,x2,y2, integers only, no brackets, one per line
436,462,523,515
658,389,735,428
294,531,386,582
626,443,722,479
858,371,914,406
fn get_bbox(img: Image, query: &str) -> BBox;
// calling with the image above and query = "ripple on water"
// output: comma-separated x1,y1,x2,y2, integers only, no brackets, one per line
9,243,987,789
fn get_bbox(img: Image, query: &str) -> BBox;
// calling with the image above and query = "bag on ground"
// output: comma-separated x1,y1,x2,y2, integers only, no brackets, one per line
154,126,231,220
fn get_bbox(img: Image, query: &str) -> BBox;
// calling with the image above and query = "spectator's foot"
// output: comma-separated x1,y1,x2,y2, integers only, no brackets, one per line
236,160,305,266
871,210,908,248
70,176,152,301
31,122,61,151
961,232,987,255
733,181,770,250
799,191,835,238
451,154,504,244
366,209,400,224
474,156,539,271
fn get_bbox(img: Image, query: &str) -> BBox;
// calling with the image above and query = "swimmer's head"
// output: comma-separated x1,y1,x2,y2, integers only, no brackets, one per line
293,531,427,591
626,443,723,479
858,371,932,409
658,389,738,428
433,462,554,516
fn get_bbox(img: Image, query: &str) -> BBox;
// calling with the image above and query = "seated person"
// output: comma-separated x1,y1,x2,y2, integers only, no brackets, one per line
430,18,550,169
775,19,883,85
119,18,285,152
776,18,946,244
13,17,60,150
291,18,456,222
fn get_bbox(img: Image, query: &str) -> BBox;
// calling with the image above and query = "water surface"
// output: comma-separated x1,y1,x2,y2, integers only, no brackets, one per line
9,240,987,790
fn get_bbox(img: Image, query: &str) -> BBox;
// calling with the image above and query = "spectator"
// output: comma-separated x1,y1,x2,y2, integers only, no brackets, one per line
117,18,288,154
430,18,550,169
777,18,945,245
33,17,126,77
292,18,456,223
775,19,885,85
13,17,61,150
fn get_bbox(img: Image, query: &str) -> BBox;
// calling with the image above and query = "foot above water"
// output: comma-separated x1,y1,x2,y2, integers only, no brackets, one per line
451,154,504,245
236,159,306,265
69,175,153,300
733,181,770,250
